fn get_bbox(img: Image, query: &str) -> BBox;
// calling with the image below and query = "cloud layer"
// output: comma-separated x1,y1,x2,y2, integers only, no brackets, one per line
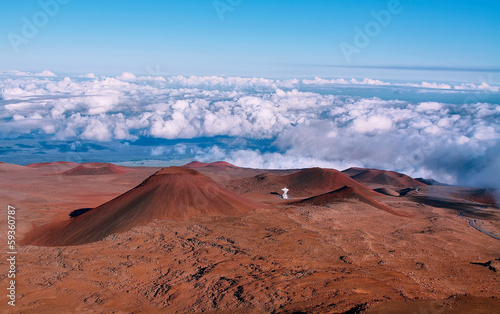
1,71,499,188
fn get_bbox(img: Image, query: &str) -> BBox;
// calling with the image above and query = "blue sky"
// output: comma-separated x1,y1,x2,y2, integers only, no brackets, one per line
1,0,499,79
1,2,499,186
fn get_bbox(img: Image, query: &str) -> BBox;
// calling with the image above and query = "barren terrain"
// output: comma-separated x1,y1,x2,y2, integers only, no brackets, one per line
0,161,499,313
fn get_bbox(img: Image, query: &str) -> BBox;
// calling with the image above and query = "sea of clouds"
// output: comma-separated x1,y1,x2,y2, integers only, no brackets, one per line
1,70,499,188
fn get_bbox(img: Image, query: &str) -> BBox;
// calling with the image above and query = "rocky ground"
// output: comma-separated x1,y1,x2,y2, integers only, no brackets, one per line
0,161,499,313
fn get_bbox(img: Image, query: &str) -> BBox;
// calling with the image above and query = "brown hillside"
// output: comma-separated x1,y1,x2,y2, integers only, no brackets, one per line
62,162,131,175
228,167,378,198
183,160,240,169
27,161,79,168
343,167,426,188
291,185,403,216
24,167,261,246
0,161,29,172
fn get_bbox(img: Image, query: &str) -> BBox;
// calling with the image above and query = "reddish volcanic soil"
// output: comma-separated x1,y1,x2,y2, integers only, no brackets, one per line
24,167,261,246
291,186,403,216
227,167,378,198
184,160,240,169
26,161,79,168
343,167,427,189
0,161,499,313
61,162,131,175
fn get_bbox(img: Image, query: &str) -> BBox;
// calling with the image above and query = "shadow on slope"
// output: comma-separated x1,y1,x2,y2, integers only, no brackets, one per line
24,167,261,246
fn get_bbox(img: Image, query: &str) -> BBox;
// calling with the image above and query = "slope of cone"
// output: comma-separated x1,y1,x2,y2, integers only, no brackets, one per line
27,161,79,168
374,187,400,197
291,185,403,216
228,167,378,198
62,162,130,175
24,167,261,246
183,161,240,169
183,161,210,168
343,167,426,189
0,161,29,172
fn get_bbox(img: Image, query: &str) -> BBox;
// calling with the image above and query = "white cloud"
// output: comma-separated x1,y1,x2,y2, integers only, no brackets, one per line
35,70,57,77
352,115,393,134
301,76,499,91
84,93,121,115
42,124,56,134
1,73,499,188
174,143,187,154
116,72,137,80
454,82,499,92
422,125,442,135
197,146,358,171
415,102,444,112
150,111,198,139
302,77,349,85
80,73,96,79
420,82,451,89
456,135,470,145
151,146,167,156
80,117,113,141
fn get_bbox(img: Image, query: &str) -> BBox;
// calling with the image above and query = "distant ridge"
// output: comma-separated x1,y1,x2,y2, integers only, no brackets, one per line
415,178,448,186
62,163,131,175
342,167,426,188
228,167,379,198
183,161,240,169
27,161,79,168
291,185,403,216
0,162,29,172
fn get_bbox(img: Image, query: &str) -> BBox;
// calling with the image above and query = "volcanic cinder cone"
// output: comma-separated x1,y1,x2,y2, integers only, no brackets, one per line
25,167,261,246
292,185,404,216
184,161,239,169
62,162,130,175
230,167,379,198
342,167,427,189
